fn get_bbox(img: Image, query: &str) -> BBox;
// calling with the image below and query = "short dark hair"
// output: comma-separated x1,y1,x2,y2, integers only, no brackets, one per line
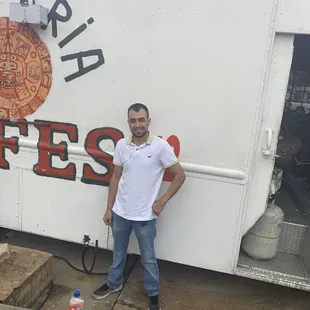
128,103,149,118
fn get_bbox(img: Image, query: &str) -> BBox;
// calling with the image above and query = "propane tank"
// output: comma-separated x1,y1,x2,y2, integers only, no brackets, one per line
241,185,284,260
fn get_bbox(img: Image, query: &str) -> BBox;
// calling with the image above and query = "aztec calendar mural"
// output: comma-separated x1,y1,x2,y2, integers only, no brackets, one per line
0,16,52,119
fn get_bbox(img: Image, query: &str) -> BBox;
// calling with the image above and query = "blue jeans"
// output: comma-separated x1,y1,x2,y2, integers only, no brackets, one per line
107,212,159,296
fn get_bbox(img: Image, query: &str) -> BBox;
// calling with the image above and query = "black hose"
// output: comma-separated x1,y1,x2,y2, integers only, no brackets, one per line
82,239,98,274
53,239,107,276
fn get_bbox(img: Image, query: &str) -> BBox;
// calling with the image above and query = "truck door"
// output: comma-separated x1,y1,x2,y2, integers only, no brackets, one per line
242,34,295,235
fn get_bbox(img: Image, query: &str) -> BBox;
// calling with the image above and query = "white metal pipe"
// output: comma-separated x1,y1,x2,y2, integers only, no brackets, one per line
18,139,92,157
17,138,246,180
18,139,38,149
181,163,246,180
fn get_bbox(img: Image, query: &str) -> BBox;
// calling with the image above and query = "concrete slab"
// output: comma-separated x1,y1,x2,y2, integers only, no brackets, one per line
113,304,137,310
0,245,52,309
0,243,10,265
117,259,310,310
0,305,29,310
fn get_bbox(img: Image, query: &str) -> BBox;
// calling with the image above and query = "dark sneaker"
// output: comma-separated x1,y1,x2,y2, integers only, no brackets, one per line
148,295,161,310
149,305,161,310
92,283,123,300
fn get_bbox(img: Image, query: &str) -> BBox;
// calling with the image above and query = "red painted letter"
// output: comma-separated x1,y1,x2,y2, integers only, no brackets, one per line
82,127,124,186
33,120,78,180
163,135,181,182
0,119,28,169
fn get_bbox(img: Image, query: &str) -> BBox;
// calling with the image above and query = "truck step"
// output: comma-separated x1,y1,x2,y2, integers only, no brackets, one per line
238,251,308,280
237,251,310,291
278,221,307,255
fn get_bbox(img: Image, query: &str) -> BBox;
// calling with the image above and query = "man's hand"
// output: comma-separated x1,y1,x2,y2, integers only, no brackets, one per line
103,210,113,226
152,199,166,216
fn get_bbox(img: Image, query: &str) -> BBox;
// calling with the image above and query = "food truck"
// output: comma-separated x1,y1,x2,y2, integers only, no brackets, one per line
1,0,310,292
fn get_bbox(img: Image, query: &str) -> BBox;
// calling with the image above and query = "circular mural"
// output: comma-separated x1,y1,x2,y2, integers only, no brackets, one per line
0,17,52,119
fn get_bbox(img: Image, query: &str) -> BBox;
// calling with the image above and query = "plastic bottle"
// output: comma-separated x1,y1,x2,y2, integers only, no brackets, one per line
69,290,84,310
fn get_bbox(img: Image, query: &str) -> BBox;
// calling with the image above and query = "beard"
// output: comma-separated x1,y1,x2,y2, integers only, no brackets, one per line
131,128,148,138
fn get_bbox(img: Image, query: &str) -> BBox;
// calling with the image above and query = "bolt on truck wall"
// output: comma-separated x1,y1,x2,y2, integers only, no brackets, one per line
1,0,310,291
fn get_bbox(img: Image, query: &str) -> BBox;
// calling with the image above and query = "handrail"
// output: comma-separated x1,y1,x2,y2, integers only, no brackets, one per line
17,138,246,180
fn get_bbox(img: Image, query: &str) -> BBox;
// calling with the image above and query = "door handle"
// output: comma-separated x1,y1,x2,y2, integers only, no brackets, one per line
261,128,279,157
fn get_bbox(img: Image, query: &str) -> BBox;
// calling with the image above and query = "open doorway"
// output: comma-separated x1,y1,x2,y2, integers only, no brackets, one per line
275,34,310,222
237,34,310,290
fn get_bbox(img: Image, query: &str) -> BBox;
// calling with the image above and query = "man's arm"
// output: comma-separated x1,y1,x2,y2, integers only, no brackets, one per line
106,165,123,210
103,165,123,225
152,162,186,216
107,166,123,210
160,162,185,204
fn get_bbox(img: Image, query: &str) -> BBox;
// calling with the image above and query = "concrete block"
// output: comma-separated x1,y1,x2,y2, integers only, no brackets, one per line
114,304,139,310
0,245,52,309
0,243,10,265
0,305,30,310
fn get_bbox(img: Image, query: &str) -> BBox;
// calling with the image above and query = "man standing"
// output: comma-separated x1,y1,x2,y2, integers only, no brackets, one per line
92,103,185,310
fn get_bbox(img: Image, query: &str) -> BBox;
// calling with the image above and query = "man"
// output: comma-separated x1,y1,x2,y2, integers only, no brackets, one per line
92,103,185,310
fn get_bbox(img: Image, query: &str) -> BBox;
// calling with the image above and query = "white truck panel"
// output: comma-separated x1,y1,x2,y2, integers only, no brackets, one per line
277,0,310,35
0,0,298,274
21,170,110,248
127,178,244,272
0,169,21,230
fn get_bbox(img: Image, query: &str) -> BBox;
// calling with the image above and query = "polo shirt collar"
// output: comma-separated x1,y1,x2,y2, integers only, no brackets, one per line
126,132,154,145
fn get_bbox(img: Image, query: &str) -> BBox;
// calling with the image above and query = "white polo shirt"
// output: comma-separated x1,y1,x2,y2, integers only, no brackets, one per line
112,132,178,221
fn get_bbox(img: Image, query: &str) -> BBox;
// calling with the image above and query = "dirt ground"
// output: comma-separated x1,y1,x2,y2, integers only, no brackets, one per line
1,230,310,310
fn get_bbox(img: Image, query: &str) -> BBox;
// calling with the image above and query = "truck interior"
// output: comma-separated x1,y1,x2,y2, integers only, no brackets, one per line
237,34,310,290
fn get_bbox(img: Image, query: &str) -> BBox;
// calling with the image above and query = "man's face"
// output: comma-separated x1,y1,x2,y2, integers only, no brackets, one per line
127,108,151,138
